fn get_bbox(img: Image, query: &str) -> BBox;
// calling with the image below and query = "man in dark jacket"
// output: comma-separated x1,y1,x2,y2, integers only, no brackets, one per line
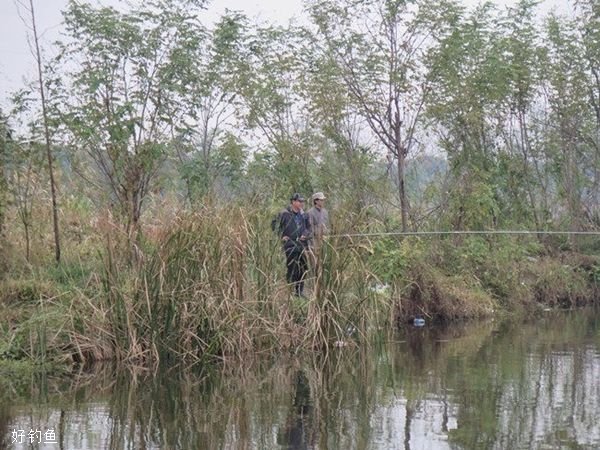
274,193,312,297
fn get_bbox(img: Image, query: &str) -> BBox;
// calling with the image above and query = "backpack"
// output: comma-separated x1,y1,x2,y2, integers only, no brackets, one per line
271,211,281,232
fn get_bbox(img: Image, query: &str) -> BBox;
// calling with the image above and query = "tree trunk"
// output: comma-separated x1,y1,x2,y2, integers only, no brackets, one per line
397,149,408,232
394,113,408,232
0,129,6,239
561,116,580,249
24,221,31,263
517,109,541,234
125,186,142,240
30,0,61,263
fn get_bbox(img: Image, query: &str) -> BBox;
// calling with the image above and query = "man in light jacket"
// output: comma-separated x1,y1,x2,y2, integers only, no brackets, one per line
307,192,329,246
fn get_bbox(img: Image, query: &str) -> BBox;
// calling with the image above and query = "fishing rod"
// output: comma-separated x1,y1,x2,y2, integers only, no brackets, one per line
327,230,600,238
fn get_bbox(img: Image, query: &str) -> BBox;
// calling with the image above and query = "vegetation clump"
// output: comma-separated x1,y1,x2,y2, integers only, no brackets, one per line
1,0,599,368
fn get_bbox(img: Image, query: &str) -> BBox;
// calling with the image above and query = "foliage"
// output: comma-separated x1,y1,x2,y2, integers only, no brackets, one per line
53,0,209,231
229,22,319,198
307,0,455,230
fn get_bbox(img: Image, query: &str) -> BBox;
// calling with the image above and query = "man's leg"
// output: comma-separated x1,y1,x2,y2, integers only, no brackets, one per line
297,251,308,296
288,251,304,296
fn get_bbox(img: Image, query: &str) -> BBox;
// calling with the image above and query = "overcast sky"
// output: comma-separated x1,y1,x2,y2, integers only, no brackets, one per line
0,0,569,109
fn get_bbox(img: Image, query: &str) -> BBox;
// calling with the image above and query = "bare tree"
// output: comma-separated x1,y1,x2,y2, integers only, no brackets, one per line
15,0,61,262
0,111,8,240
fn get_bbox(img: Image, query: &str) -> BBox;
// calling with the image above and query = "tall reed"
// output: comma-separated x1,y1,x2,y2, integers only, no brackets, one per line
44,204,600,368
67,205,387,365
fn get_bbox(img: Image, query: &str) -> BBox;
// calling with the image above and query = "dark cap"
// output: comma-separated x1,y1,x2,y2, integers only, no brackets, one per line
290,193,305,202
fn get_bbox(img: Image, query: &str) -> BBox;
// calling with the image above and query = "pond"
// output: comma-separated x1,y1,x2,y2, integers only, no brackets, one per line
2,308,599,449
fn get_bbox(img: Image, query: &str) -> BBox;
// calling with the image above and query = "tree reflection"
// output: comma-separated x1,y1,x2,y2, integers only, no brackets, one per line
1,310,600,449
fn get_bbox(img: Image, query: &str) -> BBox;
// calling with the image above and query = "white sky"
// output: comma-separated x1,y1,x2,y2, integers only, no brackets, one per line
0,0,569,109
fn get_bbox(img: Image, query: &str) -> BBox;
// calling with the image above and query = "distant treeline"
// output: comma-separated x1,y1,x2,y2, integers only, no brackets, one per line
1,0,599,240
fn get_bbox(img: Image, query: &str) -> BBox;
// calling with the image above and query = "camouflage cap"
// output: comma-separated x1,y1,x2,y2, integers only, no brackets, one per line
290,193,305,202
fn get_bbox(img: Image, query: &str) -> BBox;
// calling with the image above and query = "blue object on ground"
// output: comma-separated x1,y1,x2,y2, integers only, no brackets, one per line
413,317,425,327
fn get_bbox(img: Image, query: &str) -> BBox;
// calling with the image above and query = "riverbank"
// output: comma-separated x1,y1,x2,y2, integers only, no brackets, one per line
1,208,599,368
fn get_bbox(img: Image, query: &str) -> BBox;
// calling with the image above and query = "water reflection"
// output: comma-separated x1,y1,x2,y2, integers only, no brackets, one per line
278,371,314,449
2,309,599,449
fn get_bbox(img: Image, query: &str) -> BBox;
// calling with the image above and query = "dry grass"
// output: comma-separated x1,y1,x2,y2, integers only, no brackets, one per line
61,206,382,366
528,257,596,307
2,201,599,368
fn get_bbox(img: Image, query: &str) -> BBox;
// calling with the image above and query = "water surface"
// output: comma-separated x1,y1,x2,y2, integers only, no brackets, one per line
2,309,599,449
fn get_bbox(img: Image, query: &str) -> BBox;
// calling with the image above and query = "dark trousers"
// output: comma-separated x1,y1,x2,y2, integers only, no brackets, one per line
285,248,308,295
